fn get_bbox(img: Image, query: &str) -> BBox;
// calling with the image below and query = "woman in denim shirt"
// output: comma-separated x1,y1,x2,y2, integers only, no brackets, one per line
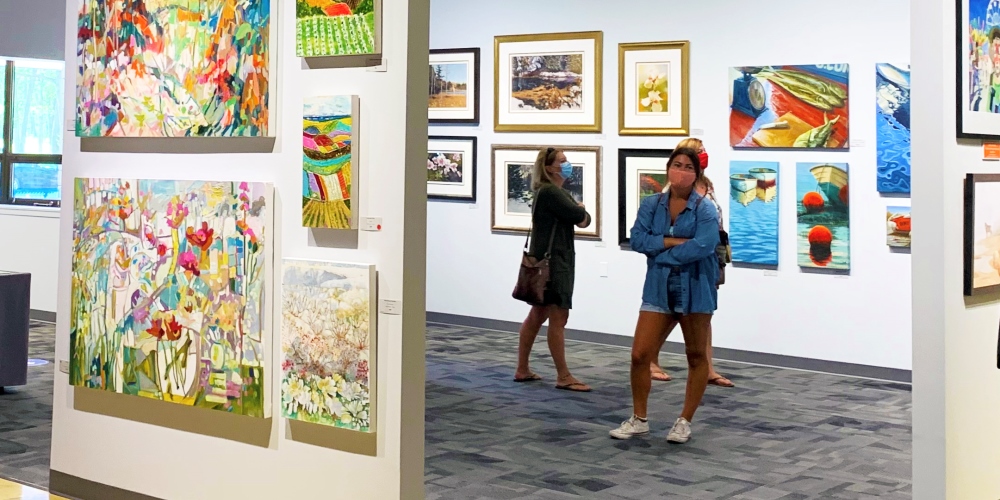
610,148,719,444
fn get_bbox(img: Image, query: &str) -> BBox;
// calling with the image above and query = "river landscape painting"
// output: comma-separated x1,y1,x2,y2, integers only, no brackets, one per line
509,54,584,112
729,161,779,266
797,162,850,270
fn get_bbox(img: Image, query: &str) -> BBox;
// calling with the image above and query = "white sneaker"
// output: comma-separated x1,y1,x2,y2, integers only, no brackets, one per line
609,415,650,440
666,417,691,443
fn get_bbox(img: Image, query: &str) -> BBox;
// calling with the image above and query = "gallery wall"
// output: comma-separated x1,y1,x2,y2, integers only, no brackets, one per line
48,0,429,498
0,0,66,313
426,0,914,370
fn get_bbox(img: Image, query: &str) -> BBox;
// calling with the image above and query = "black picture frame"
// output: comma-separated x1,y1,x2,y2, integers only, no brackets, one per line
618,148,673,245
955,0,1000,139
429,48,480,125
427,135,477,202
963,174,1000,296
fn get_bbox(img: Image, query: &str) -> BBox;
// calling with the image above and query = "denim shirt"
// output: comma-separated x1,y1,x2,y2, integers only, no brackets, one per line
630,190,720,315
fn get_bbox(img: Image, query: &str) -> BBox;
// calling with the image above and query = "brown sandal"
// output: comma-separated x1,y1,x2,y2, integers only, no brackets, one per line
708,376,735,388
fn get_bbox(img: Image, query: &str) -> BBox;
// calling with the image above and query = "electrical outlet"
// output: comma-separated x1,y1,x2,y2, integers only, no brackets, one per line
599,262,608,277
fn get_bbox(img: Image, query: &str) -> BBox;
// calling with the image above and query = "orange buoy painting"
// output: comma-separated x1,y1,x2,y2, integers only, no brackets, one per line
887,206,911,248
797,162,850,270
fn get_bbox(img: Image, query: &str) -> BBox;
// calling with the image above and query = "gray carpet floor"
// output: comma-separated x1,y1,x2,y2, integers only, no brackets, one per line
0,321,912,499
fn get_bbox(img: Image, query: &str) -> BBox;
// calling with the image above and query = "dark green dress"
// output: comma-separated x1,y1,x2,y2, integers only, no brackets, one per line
529,183,591,309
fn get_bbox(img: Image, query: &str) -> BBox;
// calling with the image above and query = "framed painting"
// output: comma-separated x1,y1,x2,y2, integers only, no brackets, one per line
876,63,911,194
296,0,381,57
964,174,1000,295
729,64,849,149
303,96,359,229
729,161,780,266
958,0,1000,138
281,259,377,432
491,145,601,239
70,178,273,417
494,31,603,133
887,206,912,248
618,41,690,136
428,136,477,201
796,162,850,270
76,0,273,137
618,148,672,245
429,48,480,124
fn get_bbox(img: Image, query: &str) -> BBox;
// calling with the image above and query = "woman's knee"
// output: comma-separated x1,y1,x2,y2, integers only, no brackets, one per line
685,346,708,368
547,307,569,328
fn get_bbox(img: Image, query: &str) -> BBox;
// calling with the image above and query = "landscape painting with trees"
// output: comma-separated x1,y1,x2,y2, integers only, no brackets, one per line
429,63,469,109
509,53,584,112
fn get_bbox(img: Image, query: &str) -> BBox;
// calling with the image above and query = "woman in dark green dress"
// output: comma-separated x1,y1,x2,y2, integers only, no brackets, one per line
513,147,593,392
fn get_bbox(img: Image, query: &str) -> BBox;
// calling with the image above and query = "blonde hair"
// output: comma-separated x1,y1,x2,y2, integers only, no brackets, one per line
531,147,560,192
677,138,704,151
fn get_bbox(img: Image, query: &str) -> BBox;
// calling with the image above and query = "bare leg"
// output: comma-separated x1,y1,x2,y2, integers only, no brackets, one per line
546,307,589,389
705,322,734,387
515,306,548,380
630,312,675,418
678,314,712,422
650,321,679,381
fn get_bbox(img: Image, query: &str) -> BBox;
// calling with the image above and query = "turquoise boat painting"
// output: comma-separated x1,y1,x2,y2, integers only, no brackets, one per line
729,161,779,266
796,162,850,270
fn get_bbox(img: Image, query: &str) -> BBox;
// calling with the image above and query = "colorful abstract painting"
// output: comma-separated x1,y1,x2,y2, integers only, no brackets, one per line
729,65,849,149
296,0,376,57
876,64,911,193
70,179,271,417
303,96,357,229
729,161,779,265
887,206,911,248
797,163,850,270
76,0,271,137
281,260,376,431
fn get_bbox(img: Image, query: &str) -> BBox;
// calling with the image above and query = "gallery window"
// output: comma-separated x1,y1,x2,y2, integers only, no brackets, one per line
0,57,65,207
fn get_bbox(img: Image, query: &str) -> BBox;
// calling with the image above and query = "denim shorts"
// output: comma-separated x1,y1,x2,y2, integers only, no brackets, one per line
639,302,670,315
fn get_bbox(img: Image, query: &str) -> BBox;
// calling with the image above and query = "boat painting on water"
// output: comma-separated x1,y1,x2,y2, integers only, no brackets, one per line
729,161,779,266
887,206,911,248
303,96,359,229
729,64,849,149
797,162,850,270
876,63,911,194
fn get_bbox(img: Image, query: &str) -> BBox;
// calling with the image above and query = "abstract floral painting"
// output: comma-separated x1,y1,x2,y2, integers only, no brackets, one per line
281,260,376,432
729,65,849,149
76,0,271,137
729,161,779,265
70,178,271,417
303,96,358,229
876,63,911,193
296,0,377,57
797,163,850,270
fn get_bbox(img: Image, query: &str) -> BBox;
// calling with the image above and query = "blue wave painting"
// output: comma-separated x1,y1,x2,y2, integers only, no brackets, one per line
876,63,910,194
729,161,779,265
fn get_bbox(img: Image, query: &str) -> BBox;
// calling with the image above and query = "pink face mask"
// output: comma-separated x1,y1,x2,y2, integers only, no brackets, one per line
669,168,697,189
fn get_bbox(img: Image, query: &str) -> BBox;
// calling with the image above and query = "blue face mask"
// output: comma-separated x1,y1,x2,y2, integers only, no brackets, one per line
560,161,574,180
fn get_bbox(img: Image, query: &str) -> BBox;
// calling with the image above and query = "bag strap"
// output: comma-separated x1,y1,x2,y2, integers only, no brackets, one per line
524,189,559,258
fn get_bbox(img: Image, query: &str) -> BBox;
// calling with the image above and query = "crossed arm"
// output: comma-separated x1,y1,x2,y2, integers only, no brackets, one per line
629,197,720,266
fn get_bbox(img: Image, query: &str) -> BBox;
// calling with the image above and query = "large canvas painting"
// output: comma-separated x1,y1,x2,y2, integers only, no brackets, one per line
959,0,1000,138
296,0,379,57
494,32,602,133
618,41,690,135
876,63,911,194
76,0,271,137
429,48,480,124
729,161,780,266
729,65,849,149
70,178,271,417
618,149,671,244
303,96,359,229
964,174,1000,295
796,163,850,270
887,206,911,248
491,145,601,239
281,260,376,432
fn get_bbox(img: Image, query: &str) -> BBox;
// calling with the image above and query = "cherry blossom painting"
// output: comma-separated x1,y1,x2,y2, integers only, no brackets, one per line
281,260,376,432
69,178,271,417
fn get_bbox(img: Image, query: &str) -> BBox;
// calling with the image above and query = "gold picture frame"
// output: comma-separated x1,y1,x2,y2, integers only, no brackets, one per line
490,145,602,240
618,41,690,136
494,31,603,133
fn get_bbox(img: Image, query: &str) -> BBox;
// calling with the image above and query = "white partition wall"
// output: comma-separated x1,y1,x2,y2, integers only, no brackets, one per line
427,0,913,371
911,0,1000,498
48,0,429,499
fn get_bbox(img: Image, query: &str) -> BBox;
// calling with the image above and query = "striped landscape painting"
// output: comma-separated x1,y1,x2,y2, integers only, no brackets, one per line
303,96,358,229
296,0,377,57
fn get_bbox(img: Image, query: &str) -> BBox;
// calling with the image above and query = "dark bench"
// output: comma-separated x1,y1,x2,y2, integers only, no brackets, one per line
0,272,30,391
